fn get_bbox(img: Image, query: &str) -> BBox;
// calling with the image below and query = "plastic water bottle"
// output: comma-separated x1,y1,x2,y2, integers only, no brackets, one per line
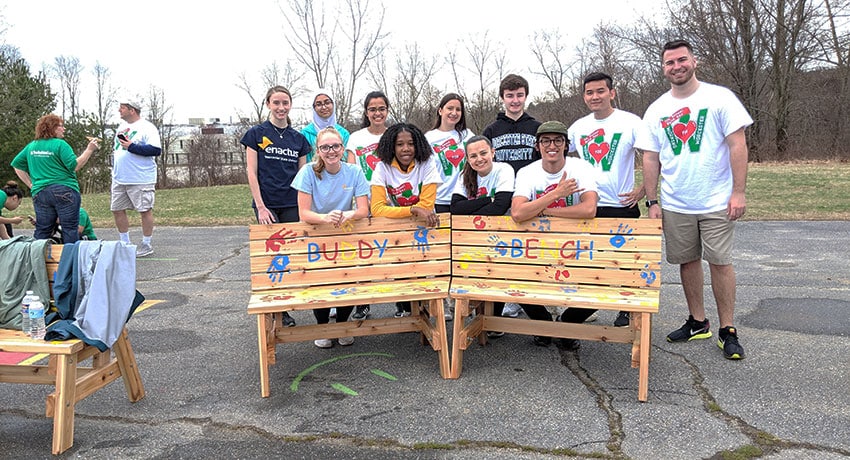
28,299,46,340
20,291,36,334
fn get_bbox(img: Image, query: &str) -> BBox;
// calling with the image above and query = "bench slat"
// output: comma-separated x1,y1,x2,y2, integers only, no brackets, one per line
452,260,660,288
450,278,659,312
249,213,452,240
249,277,450,313
452,244,661,270
251,259,451,290
251,243,450,274
450,215,662,235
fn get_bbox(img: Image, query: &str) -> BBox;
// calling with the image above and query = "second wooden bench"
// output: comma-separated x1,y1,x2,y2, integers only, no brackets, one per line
448,215,662,401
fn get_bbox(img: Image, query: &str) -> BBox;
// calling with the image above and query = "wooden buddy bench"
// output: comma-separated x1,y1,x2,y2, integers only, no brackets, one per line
247,215,452,397
449,215,662,401
0,244,145,455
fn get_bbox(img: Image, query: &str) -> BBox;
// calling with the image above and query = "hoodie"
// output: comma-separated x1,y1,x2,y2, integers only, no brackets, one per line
482,112,542,173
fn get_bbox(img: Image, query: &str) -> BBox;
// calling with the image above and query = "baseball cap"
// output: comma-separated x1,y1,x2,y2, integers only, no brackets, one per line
121,100,142,113
536,120,569,137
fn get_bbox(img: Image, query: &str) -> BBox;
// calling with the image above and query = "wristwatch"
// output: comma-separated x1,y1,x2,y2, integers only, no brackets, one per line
645,200,659,208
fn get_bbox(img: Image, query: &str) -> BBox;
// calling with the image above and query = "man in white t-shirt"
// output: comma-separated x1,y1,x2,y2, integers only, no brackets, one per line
112,100,162,257
638,40,752,360
511,121,599,350
569,71,647,327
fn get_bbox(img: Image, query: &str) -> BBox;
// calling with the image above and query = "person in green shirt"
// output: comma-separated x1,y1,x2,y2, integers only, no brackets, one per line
10,114,98,243
0,180,25,239
28,207,97,242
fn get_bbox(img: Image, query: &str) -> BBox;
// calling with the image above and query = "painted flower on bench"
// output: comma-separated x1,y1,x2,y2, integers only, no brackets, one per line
609,223,635,249
640,264,658,285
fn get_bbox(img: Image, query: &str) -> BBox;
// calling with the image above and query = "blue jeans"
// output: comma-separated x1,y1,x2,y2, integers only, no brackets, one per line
33,184,81,244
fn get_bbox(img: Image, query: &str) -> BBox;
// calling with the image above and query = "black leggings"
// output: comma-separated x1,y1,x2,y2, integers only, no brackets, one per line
313,306,355,324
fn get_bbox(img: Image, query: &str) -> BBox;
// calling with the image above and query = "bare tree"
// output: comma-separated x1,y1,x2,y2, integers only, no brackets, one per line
147,85,179,188
278,0,388,125
369,43,440,126
530,31,574,99
448,32,507,133
52,55,83,121
235,61,306,125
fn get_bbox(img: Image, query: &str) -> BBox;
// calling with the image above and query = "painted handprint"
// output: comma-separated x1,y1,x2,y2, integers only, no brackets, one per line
640,264,658,285
265,228,298,252
266,255,291,283
532,217,552,232
609,223,635,248
413,226,433,254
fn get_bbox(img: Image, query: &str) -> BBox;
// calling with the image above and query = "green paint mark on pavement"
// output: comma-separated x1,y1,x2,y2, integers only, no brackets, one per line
331,383,359,395
290,352,394,392
370,369,397,381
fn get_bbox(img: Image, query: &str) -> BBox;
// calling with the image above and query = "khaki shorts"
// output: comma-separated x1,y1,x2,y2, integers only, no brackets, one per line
661,209,735,265
111,183,156,212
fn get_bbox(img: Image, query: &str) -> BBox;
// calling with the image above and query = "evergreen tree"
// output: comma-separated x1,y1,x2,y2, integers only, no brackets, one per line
0,45,55,191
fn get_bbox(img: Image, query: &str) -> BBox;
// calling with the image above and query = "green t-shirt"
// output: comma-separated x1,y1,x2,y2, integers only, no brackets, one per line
10,138,80,196
79,208,96,240
0,190,6,217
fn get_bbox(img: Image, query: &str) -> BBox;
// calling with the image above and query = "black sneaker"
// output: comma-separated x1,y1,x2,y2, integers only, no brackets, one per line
351,306,370,320
532,336,552,347
718,326,745,360
281,312,296,327
666,315,712,342
614,311,630,327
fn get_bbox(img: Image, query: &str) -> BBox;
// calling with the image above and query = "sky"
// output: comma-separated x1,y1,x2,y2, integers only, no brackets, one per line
0,0,650,125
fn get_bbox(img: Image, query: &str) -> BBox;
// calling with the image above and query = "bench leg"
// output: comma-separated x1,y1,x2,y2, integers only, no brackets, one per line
114,327,146,403
52,354,77,455
636,312,651,402
430,299,451,379
449,299,469,379
257,313,273,397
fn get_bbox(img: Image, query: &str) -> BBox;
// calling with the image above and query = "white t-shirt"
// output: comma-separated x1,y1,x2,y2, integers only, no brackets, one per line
637,82,753,214
513,158,598,207
112,119,162,184
291,162,370,213
370,158,442,207
452,161,515,199
568,109,643,207
346,128,383,182
425,128,474,205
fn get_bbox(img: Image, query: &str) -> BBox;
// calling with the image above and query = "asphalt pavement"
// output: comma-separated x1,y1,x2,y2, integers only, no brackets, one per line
1,221,848,459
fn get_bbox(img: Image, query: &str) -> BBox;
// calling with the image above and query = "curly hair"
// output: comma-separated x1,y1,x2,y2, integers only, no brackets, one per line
375,123,432,166
35,114,64,140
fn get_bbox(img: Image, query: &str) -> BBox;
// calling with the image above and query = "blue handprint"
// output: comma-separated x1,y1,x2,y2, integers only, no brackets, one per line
609,223,635,248
267,255,291,283
413,226,432,254
331,287,356,296
640,264,657,285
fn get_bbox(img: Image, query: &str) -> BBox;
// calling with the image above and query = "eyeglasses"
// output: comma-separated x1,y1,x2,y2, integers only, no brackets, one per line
367,106,388,114
314,100,333,108
317,143,344,153
538,137,566,147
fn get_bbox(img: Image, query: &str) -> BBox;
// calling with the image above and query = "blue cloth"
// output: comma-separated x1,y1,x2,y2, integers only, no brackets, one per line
33,184,80,244
291,162,370,213
46,241,145,351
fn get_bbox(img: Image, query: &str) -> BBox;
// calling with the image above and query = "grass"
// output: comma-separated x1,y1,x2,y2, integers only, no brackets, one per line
7,162,850,228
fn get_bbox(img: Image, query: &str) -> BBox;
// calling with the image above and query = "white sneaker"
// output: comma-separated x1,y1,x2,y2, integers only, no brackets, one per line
136,242,154,258
502,303,521,318
585,312,598,322
338,336,355,346
444,305,453,321
314,339,333,348
329,308,337,318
